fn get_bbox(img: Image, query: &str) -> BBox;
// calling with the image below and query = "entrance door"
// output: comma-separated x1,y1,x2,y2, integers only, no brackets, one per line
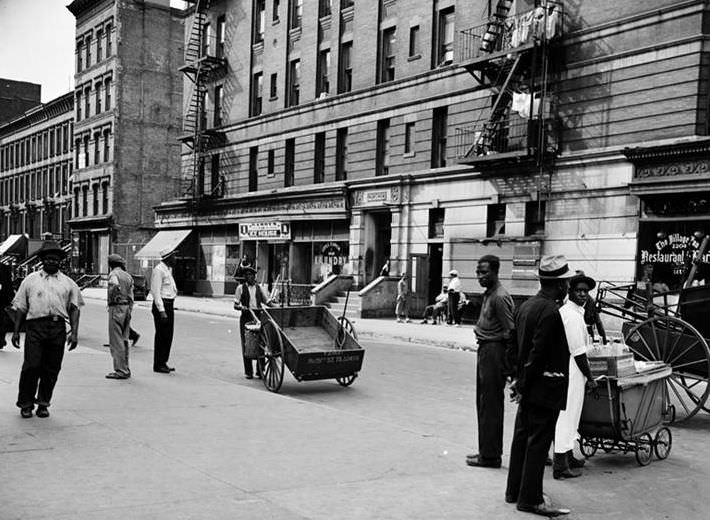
363,211,392,283
427,243,443,304
409,253,429,316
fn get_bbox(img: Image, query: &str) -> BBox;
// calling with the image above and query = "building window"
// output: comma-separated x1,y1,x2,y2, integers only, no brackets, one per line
404,121,415,155
376,118,390,176
83,135,89,168
96,28,103,61
102,182,109,214
249,146,258,192
201,22,211,56
487,203,506,237
335,127,347,181
525,201,546,236
431,106,447,168
82,185,88,216
314,132,325,184
75,139,81,168
92,184,99,215
95,82,102,114
285,138,295,187
436,7,455,67
409,25,420,57
251,72,263,116
273,0,280,22
84,85,91,118
287,59,300,107
269,73,278,99
105,78,112,110
214,84,223,126
216,15,226,58
211,154,221,196
254,0,265,44
290,0,303,29
429,208,445,238
341,0,354,8
103,128,111,162
106,23,112,56
338,41,352,94
316,49,331,97
76,39,83,72
74,188,80,217
85,33,91,68
380,27,396,83
94,132,100,165
76,91,82,120
267,149,275,177
196,158,205,196
319,0,332,17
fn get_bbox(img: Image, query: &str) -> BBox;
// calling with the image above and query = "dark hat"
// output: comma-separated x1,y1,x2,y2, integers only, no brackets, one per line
242,266,257,275
108,253,126,265
36,240,66,259
570,270,596,290
160,248,178,260
537,255,575,279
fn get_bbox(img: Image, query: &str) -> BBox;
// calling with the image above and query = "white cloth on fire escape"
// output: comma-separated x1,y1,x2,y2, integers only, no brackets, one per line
511,92,541,119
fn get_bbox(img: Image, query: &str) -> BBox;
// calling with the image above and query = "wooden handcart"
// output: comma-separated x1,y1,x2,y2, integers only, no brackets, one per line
248,305,365,393
579,365,673,466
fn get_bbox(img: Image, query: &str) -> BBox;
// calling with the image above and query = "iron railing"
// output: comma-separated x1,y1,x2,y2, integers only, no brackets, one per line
456,115,540,159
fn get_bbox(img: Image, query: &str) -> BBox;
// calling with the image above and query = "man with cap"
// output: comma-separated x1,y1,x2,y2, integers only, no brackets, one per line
233,265,271,379
505,255,573,517
105,253,134,380
11,239,84,418
151,248,178,373
447,269,463,326
552,271,598,479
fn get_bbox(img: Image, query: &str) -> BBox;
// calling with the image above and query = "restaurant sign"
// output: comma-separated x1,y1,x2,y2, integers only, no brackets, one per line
239,221,291,240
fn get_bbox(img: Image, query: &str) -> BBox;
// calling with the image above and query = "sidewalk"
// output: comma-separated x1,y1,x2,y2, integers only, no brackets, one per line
81,287,476,350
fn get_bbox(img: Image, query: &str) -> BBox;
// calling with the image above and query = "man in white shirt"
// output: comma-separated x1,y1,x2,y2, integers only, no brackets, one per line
553,272,598,479
447,269,463,326
234,266,271,379
151,248,178,374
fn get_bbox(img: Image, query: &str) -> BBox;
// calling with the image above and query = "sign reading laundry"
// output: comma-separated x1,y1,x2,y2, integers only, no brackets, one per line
239,221,291,240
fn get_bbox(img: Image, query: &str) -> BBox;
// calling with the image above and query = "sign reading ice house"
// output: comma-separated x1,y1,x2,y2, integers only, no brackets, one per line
239,221,291,240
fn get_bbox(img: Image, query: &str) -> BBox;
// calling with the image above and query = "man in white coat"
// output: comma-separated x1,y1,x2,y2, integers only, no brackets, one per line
553,271,598,479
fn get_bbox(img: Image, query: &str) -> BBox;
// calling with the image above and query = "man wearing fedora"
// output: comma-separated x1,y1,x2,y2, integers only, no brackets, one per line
233,265,271,379
150,248,178,373
11,240,84,418
447,269,463,326
552,271,598,479
505,255,573,517
105,253,134,380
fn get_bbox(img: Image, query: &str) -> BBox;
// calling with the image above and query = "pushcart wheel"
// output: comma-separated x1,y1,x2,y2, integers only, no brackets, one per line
601,440,616,453
336,374,358,387
653,427,672,460
336,316,357,349
579,437,597,458
624,316,710,423
634,433,653,466
259,320,285,393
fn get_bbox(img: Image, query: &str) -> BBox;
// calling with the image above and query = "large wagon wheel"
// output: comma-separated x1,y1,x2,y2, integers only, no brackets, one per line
624,316,710,422
335,316,358,386
259,319,285,393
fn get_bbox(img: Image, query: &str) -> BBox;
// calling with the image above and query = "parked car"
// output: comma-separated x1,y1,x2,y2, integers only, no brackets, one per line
132,274,147,301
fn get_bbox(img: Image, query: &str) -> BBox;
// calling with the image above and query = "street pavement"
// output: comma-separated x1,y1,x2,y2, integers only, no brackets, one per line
0,299,708,519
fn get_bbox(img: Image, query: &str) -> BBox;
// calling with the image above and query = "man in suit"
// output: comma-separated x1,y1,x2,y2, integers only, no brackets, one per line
505,255,574,517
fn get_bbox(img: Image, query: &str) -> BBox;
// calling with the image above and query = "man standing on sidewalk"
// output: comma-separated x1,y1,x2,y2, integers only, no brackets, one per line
105,254,134,380
505,255,573,517
151,248,178,374
447,269,463,326
467,255,515,469
11,240,84,418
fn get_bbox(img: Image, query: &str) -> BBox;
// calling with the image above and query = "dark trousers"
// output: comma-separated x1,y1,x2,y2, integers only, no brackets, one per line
239,311,263,377
448,291,461,324
152,299,174,369
505,402,560,507
128,327,140,343
476,341,507,462
16,319,66,409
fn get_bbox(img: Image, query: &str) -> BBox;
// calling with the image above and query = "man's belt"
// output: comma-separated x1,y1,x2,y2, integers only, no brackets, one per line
108,300,131,306
28,315,64,323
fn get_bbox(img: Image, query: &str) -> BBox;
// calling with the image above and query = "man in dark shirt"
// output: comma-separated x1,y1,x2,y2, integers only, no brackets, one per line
505,255,573,517
466,255,515,469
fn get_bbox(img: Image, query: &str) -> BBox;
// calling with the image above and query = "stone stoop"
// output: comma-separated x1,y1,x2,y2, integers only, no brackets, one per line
323,290,361,321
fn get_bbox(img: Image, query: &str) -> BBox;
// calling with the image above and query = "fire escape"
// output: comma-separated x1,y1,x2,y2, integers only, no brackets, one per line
455,0,563,168
179,0,228,204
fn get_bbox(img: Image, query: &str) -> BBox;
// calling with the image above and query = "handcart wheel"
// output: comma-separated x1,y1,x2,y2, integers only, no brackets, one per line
653,427,672,460
259,319,285,393
624,316,710,423
336,374,357,387
634,433,653,466
601,440,616,453
336,316,357,349
579,437,597,458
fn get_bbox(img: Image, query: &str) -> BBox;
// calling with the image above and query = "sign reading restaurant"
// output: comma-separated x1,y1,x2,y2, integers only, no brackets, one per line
239,221,291,240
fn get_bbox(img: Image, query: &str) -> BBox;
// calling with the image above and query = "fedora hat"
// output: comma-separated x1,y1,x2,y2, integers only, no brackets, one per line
538,255,575,279
36,240,66,259
570,270,596,290
160,248,178,260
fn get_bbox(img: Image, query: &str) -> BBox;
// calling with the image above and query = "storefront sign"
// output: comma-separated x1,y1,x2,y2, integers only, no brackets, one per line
366,190,390,203
321,242,342,257
352,187,401,207
239,221,291,240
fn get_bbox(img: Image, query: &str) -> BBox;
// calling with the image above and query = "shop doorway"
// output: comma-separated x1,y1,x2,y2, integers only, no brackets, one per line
363,211,392,283
428,243,444,304
267,243,290,290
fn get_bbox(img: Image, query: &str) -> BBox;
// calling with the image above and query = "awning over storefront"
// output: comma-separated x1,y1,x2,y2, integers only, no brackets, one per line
134,229,192,260
0,234,28,256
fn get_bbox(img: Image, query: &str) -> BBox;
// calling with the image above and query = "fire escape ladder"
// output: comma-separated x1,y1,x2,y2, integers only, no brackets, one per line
480,0,514,53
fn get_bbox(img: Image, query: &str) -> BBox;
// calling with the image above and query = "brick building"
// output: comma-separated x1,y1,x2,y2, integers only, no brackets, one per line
147,0,709,309
0,91,74,263
66,0,185,274
0,78,42,125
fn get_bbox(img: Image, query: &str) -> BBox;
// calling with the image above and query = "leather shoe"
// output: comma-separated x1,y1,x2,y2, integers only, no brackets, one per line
517,503,570,517
466,454,501,468
166,366,175,372
106,372,129,379
245,374,254,379
35,406,50,418
20,407,33,418
505,494,517,504
153,366,171,374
